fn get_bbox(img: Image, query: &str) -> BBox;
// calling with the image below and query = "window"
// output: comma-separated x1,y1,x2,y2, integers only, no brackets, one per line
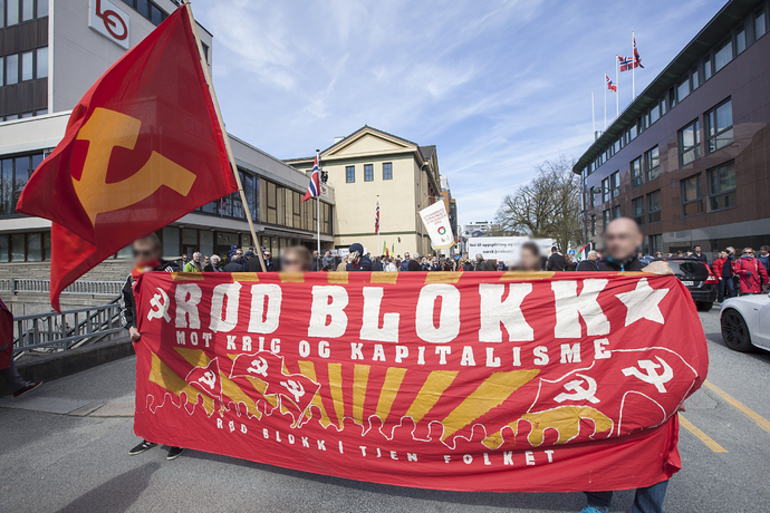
706,99,733,153
11,233,25,262
364,164,373,182
162,226,180,257
345,165,355,183
647,190,661,223
21,51,33,81
681,174,703,216
632,197,644,225
644,146,660,182
602,209,610,228
36,47,47,78
648,234,662,255
714,39,732,72
610,171,620,198
707,161,736,211
36,0,47,17
611,205,621,220
679,119,700,166
591,215,596,236
676,78,690,103
21,0,33,21
755,9,766,39
6,54,18,85
703,57,712,81
736,28,746,54
631,157,643,188
383,162,392,180
601,178,610,203
7,0,19,26
122,0,167,26
691,68,699,91
649,103,660,125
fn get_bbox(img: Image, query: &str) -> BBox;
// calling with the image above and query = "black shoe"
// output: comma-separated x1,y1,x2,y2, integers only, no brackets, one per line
166,446,184,460
13,381,42,398
129,440,157,455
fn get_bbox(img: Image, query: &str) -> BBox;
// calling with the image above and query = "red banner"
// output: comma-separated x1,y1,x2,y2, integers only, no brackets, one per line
133,271,708,492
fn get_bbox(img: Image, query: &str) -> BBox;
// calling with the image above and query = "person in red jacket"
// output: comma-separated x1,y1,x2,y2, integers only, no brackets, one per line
0,297,42,397
712,251,728,302
733,247,769,295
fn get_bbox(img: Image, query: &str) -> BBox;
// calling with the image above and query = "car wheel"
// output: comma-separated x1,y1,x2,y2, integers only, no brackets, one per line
721,310,753,352
697,301,713,312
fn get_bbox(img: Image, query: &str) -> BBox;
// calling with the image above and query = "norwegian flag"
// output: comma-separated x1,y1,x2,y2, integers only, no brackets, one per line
302,154,321,203
375,200,380,234
633,36,644,68
606,74,617,92
618,55,635,72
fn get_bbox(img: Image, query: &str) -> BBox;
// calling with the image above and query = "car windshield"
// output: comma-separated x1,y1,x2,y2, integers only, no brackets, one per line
668,260,710,280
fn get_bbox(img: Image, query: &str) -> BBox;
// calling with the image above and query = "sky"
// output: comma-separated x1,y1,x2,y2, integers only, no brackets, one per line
193,0,727,226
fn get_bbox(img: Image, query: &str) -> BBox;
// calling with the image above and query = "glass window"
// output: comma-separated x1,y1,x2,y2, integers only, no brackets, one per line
345,165,355,183
602,209,609,228
679,119,700,166
755,10,766,39
736,28,746,54
364,164,373,182
27,232,41,261
10,233,24,262
691,68,699,91
21,0,33,20
182,228,198,246
6,54,19,85
162,226,180,257
150,4,163,25
1,158,13,215
610,171,620,198
136,0,150,18
36,47,47,78
0,235,8,262
704,57,712,81
14,156,31,210
708,161,736,211
645,146,660,182
590,215,596,236
383,162,392,180
7,0,19,25
0,0,4,26
632,197,644,225
601,178,610,203
0,56,3,87
200,230,213,257
649,104,660,125
612,205,621,219
706,99,733,153
21,51,33,81
37,0,48,17
647,190,661,224
244,174,256,220
681,174,703,216
714,40,732,72
676,79,690,103
631,157,643,188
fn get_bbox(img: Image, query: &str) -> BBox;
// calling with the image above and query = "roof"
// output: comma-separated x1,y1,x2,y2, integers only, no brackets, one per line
419,145,436,161
284,125,425,163
572,0,763,174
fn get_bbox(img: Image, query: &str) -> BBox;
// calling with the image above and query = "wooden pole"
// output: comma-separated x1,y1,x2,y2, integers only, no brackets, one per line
183,1,266,272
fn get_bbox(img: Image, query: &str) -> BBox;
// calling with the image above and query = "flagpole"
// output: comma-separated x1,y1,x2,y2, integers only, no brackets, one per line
615,54,620,117
316,149,321,266
591,92,596,140
603,75,607,130
183,1,266,272
377,194,380,257
632,30,636,101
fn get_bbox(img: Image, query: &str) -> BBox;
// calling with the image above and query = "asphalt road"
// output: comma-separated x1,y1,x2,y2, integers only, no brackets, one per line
1,308,769,513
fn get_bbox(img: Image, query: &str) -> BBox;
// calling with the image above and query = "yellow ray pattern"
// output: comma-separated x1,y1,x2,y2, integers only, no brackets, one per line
327,272,348,284
230,272,260,282
171,272,205,281
148,352,215,415
439,369,540,443
279,272,304,283
297,360,333,428
352,364,371,426
405,370,459,424
500,271,554,281
327,362,346,429
425,272,463,284
374,367,408,424
370,272,398,284
225,354,277,412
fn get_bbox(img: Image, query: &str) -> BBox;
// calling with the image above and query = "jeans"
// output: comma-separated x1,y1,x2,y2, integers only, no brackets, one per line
719,277,735,301
585,480,669,513
0,358,28,393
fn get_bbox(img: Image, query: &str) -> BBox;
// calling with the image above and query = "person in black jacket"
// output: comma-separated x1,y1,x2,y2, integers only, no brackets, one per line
692,245,709,265
546,247,569,271
578,217,676,513
120,234,184,461
346,243,372,271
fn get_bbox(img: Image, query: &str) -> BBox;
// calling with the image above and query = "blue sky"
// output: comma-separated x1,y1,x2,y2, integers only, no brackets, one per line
193,0,727,225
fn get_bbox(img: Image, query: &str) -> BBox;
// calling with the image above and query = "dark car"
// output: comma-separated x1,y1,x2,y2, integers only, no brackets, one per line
668,258,718,311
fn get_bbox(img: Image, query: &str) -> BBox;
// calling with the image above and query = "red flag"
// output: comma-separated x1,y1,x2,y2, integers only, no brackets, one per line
16,5,236,310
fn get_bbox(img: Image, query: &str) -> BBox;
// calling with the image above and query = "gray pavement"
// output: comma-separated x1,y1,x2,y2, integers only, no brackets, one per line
1,308,769,513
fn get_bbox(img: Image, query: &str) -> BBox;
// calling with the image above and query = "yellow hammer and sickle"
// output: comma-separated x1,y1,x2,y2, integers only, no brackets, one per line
72,107,197,226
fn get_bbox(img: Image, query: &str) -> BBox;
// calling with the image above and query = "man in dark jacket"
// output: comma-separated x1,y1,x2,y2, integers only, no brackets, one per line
546,247,569,271
121,234,184,461
371,257,384,271
578,217,675,513
223,250,244,272
406,252,423,271
346,243,372,271
692,245,708,265
722,246,736,299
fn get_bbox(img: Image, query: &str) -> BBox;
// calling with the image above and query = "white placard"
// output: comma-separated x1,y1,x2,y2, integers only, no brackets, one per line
467,236,528,263
418,202,454,250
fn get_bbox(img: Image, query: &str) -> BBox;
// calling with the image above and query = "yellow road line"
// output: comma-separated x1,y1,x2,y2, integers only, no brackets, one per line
679,415,728,453
703,380,770,434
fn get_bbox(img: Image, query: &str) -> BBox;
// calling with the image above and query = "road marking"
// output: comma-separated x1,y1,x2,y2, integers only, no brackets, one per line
679,415,728,453
703,380,770,434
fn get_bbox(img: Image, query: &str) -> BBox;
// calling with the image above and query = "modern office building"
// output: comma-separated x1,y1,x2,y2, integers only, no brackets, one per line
285,126,443,256
0,0,334,286
574,0,770,257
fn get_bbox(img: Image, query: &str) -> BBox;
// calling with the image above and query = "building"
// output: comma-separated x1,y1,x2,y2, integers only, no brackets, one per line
439,175,458,256
575,0,770,257
0,0,334,297
285,126,443,257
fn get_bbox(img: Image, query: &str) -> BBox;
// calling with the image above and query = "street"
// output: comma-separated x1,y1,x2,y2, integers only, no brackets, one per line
1,308,769,513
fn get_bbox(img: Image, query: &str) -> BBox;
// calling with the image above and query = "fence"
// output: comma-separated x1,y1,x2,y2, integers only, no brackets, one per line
0,279,124,296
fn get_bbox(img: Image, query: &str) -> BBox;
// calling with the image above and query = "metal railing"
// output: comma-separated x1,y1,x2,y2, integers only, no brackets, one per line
12,298,125,355
0,279,124,296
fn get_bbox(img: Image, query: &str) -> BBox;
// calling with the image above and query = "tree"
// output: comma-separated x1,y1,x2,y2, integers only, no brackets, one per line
494,156,582,252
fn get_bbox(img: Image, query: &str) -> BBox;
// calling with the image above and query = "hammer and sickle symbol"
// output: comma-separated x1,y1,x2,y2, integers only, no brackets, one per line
622,356,674,393
247,357,269,377
280,379,305,403
73,108,196,227
198,370,217,390
146,287,171,322
554,373,600,404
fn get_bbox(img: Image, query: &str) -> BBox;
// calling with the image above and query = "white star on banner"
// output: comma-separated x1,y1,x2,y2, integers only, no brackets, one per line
615,278,669,327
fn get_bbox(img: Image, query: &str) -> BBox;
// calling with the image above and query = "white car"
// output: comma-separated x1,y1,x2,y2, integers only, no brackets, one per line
720,292,770,352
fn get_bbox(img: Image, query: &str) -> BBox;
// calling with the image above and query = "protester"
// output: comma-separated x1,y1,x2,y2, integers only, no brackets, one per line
517,241,543,272
546,247,568,271
371,257,384,272
322,250,335,270
407,252,422,271
336,257,348,272
712,251,728,302
576,250,600,271
262,250,278,272
759,245,770,277
346,243,372,271
224,250,244,272
281,246,313,272
310,250,321,271
732,247,768,295
183,251,203,272
578,217,675,513
385,258,398,272
692,245,708,264
461,258,473,271
722,246,737,299
400,252,411,271
204,255,222,272
654,251,664,260
121,234,184,461
176,253,188,269
0,297,42,398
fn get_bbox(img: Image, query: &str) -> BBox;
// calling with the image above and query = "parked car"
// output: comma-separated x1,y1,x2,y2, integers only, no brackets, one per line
667,258,718,311
720,292,770,352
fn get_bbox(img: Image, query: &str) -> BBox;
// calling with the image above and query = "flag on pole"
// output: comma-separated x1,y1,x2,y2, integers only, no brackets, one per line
577,243,590,261
302,154,321,203
375,200,380,234
605,74,617,92
618,55,635,72
383,241,388,257
633,36,644,68
16,5,236,311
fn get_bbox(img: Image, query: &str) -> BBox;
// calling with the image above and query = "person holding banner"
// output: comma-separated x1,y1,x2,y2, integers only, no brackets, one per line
517,241,543,272
580,217,676,513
